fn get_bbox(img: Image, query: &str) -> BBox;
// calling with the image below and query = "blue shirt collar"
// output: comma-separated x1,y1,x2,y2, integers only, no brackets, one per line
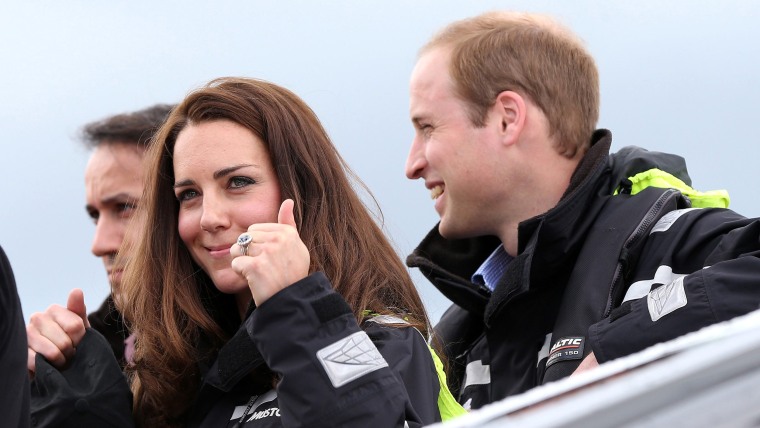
471,244,512,291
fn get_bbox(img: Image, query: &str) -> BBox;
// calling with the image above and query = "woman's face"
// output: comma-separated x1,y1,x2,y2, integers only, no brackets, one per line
173,119,282,302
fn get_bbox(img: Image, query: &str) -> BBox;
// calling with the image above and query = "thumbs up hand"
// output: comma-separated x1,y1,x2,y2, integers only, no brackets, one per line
231,199,311,306
26,288,90,374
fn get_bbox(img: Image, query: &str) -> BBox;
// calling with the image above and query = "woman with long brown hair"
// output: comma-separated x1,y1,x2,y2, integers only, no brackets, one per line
28,77,462,427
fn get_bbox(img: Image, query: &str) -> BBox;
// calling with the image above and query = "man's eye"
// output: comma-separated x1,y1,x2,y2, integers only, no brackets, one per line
87,210,99,224
117,202,137,215
229,176,255,189
176,189,199,202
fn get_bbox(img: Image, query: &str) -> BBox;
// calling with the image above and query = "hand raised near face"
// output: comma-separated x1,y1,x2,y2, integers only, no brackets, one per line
231,199,310,306
26,288,90,375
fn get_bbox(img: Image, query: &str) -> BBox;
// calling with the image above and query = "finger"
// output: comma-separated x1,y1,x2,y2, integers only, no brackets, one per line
30,304,87,352
231,255,274,306
27,336,67,368
245,223,290,233
66,288,90,329
571,352,599,375
27,348,37,374
27,319,71,368
232,232,255,259
277,199,297,229
29,307,83,354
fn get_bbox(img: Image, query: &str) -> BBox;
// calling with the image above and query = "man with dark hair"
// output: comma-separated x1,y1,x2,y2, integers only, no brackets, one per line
77,104,173,363
405,11,760,410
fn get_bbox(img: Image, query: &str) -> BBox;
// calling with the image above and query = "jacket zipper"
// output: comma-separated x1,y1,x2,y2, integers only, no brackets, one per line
603,188,678,317
236,394,259,427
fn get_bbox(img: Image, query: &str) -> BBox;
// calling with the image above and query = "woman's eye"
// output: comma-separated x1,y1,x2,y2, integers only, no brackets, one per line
118,202,137,212
229,176,255,189
176,189,199,202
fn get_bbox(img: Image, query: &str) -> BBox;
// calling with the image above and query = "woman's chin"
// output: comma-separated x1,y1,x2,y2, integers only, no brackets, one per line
210,272,250,296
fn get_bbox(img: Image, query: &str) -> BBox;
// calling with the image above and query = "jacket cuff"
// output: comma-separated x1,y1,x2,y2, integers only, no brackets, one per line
589,274,715,363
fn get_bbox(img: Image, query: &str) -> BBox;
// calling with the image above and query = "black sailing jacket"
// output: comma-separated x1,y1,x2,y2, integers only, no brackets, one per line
1,245,30,428
408,129,760,409
186,272,443,427
31,272,446,427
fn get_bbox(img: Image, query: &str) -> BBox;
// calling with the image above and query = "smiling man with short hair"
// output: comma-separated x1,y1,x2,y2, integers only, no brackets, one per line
405,10,760,410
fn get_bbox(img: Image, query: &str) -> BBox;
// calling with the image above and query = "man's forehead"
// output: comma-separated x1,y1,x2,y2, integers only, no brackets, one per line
411,47,452,88
86,142,145,173
88,141,145,164
409,49,460,120
84,147,145,207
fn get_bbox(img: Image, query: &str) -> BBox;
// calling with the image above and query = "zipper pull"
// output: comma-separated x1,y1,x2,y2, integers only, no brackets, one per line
236,394,259,427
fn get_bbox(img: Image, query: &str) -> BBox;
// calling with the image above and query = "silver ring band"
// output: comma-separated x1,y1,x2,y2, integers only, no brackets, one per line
237,234,252,256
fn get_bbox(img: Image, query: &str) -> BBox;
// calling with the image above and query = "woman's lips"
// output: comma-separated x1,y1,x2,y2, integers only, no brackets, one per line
207,245,232,258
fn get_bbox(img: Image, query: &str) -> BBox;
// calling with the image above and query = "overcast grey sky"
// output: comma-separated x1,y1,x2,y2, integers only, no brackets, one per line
2,1,759,323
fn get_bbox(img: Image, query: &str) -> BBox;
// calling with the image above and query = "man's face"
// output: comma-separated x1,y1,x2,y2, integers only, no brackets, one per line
405,47,506,239
84,142,145,287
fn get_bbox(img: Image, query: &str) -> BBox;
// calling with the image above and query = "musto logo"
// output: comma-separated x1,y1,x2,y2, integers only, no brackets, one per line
546,336,585,367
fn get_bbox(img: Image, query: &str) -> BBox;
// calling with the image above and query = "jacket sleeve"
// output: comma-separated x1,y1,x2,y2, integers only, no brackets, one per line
246,272,441,428
30,328,134,428
589,208,760,363
0,245,30,428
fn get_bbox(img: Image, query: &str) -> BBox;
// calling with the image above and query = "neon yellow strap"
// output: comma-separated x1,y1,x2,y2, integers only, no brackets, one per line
428,346,467,421
614,168,730,208
363,311,467,420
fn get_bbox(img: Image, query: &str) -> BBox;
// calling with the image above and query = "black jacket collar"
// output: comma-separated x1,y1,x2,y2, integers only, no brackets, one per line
408,129,694,328
407,130,614,323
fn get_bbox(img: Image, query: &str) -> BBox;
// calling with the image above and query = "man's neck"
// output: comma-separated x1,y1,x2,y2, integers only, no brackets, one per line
499,226,520,257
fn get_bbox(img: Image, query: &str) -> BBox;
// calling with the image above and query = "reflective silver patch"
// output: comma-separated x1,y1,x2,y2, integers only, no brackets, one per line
365,314,409,325
648,276,688,322
463,360,491,388
623,265,687,303
650,208,699,234
316,331,388,388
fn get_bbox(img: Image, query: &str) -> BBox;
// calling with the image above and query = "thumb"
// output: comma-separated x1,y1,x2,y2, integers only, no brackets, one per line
278,199,297,229
67,288,90,328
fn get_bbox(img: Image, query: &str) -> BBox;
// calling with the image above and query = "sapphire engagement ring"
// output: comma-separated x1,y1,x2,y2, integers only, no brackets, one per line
237,233,252,256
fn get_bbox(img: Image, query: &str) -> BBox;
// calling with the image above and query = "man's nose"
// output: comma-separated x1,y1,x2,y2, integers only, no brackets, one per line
405,136,427,180
91,216,123,258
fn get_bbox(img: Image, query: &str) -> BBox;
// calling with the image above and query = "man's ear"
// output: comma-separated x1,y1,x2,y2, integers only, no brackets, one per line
494,90,526,146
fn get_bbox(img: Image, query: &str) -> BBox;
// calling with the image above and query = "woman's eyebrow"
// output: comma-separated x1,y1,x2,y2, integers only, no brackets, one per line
213,164,254,180
174,164,258,188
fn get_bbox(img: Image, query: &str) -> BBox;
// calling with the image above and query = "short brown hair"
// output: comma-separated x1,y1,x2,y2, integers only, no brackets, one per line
422,11,599,157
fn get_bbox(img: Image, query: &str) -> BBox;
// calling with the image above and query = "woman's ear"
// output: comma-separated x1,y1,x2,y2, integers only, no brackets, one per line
494,90,526,146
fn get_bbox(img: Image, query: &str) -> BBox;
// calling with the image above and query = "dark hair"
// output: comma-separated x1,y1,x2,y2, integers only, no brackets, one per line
120,77,431,426
80,104,175,150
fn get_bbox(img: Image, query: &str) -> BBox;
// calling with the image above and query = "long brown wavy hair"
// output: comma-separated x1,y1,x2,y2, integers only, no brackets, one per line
118,77,431,427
